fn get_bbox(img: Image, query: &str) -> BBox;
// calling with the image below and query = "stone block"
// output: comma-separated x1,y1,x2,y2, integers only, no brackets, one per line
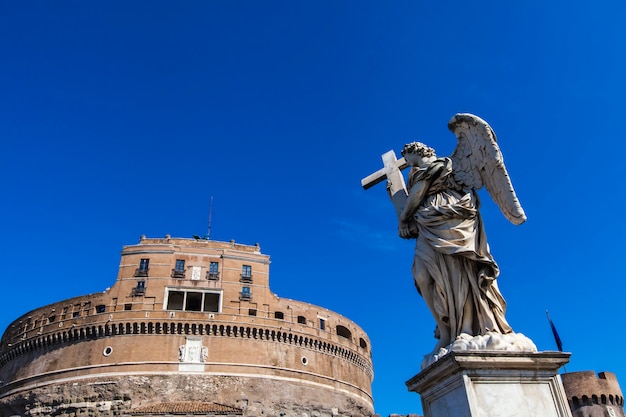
406,351,573,417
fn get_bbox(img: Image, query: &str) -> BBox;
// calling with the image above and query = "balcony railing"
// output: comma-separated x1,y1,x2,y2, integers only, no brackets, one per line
132,287,146,296
207,271,220,280
134,268,149,277
240,274,252,283
240,292,251,301
171,269,186,279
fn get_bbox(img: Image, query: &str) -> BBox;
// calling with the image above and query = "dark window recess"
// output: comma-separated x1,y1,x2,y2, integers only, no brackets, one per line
241,265,252,282
336,325,352,340
135,258,149,277
240,287,251,300
248,309,257,316
275,311,284,320
124,304,132,311
48,315,56,323
297,316,306,325
95,305,106,313
166,290,221,313
203,293,220,312
208,262,219,279
319,318,326,331
72,311,80,318
172,259,186,278
359,337,368,349
167,291,185,310
185,292,203,311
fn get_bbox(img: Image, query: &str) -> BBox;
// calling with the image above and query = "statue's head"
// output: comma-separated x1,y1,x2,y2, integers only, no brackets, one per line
401,142,436,158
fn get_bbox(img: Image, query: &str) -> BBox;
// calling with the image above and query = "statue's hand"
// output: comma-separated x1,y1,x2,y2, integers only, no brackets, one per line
399,220,418,239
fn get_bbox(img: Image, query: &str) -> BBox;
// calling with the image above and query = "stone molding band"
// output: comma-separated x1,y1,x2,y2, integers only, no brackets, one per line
0,320,374,379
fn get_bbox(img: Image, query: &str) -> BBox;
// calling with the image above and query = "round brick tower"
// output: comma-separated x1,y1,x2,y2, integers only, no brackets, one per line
561,371,625,417
0,236,374,417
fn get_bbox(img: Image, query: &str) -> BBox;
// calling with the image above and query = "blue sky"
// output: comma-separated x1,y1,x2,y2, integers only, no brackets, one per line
1,2,625,415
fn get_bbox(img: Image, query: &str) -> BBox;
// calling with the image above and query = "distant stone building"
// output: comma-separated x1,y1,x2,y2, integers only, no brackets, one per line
561,371,625,417
0,236,374,417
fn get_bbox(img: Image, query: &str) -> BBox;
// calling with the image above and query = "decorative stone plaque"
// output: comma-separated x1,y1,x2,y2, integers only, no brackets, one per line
191,266,201,281
178,336,206,372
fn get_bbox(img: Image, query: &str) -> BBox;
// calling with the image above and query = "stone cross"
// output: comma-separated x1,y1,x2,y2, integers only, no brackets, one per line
361,150,410,218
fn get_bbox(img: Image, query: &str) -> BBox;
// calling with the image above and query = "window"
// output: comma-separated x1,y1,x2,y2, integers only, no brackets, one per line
172,259,186,278
241,265,252,282
275,311,284,320
167,291,185,310
48,315,56,323
248,309,257,316
241,286,251,300
136,258,149,277
139,259,149,271
96,305,106,313
208,261,219,279
132,280,146,296
359,337,368,349
175,259,185,271
124,303,132,311
297,315,306,325
165,289,221,313
185,292,202,311
203,293,220,312
336,325,352,340
319,318,326,330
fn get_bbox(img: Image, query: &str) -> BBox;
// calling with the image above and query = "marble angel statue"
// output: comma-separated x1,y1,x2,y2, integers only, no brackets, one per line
364,113,536,367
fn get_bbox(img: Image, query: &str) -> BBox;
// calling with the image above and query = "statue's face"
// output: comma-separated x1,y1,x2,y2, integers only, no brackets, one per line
404,151,430,168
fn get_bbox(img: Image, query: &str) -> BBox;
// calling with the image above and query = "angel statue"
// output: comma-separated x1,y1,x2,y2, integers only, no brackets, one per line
362,113,536,367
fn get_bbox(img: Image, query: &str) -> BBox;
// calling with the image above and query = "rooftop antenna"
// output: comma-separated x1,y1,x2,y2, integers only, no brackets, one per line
206,196,214,240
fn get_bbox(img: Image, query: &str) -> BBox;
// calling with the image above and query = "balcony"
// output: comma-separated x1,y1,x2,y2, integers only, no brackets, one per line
134,268,149,277
171,269,186,279
240,292,251,301
207,271,220,280
132,287,146,297
240,274,253,283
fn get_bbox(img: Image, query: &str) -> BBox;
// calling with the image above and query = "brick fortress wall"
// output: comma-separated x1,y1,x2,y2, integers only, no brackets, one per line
561,371,625,417
0,237,374,417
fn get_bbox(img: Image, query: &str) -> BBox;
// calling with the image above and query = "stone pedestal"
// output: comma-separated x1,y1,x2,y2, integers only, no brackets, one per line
406,351,573,417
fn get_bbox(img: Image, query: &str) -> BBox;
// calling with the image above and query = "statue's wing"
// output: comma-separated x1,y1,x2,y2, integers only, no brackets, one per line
448,113,527,225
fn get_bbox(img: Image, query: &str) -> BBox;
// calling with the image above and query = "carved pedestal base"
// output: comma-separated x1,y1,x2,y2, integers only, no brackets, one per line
406,351,573,417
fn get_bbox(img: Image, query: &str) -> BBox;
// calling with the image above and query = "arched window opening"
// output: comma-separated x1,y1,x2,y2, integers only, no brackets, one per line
359,338,368,349
336,325,352,340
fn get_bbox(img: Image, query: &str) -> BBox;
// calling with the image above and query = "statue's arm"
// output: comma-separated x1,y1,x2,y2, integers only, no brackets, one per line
398,177,431,238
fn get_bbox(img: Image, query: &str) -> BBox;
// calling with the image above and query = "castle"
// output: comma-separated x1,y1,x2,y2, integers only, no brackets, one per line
0,236,374,417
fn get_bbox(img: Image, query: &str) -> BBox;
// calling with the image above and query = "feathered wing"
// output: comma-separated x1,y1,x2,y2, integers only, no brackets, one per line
448,113,526,225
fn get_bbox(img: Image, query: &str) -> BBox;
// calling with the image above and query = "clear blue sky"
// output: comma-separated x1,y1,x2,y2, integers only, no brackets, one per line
1,2,625,416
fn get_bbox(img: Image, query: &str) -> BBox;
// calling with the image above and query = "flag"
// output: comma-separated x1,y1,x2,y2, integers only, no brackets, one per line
546,310,563,352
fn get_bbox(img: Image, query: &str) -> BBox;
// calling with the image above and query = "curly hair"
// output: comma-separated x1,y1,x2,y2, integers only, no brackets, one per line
401,142,436,158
